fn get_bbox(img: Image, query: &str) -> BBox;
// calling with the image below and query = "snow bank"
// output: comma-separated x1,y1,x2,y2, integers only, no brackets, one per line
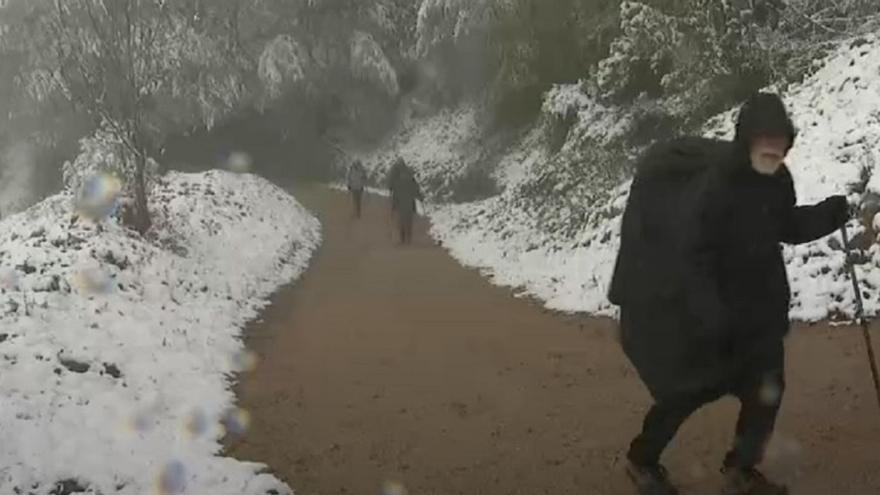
428,184,627,316
429,33,880,321
0,170,320,495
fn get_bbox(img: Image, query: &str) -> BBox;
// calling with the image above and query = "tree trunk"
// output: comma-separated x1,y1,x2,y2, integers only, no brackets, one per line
132,152,152,234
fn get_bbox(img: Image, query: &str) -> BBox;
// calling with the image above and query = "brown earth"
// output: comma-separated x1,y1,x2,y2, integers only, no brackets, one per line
227,185,880,495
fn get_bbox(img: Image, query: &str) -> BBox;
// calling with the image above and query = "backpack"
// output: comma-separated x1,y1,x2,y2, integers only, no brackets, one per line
608,136,730,305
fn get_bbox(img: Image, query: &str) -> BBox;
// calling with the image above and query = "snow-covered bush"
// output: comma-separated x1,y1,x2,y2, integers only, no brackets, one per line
595,1,682,101
541,83,634,149
592,1,786,125
62,129,159,201
512,142,630,243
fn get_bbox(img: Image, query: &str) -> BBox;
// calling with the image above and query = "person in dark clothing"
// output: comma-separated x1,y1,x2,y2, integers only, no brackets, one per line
388,160,422,244
609,93,849,495
387,157,406,214
346,160,367,218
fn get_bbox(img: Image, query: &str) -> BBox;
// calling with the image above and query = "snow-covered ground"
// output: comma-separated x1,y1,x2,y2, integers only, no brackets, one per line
353,33,880,322
0,170,320,495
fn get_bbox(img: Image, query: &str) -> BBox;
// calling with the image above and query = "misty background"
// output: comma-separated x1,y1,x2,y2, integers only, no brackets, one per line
0,0,877,224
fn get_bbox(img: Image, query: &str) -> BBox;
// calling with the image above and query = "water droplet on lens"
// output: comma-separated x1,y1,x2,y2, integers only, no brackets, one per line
186,408,210,438
157,460,187,495
226,152,252,174
381,480,408,495
221,408,251,436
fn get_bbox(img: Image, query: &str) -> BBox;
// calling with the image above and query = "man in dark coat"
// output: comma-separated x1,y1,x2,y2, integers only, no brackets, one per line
387,157,407,213
609,93,849,495
346,160,367,218
389,163,423,244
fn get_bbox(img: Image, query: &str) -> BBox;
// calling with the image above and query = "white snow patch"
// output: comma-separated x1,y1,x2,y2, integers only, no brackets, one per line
427,182,627,317
491,126,548,188
0,170,320,494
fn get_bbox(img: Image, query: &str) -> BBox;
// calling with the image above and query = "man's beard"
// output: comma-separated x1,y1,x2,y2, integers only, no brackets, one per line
751,153,784,175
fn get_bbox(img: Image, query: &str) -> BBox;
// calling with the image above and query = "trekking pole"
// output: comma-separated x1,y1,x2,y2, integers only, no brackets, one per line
840,223,880,412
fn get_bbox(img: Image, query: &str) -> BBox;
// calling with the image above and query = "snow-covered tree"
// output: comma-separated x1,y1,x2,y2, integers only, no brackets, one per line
411,0,620,124
62,128,159,198
588,0,794,126
350,31,399,97
414,0,498,57
244,0,411,135
258,34,310,99
7,0,251,232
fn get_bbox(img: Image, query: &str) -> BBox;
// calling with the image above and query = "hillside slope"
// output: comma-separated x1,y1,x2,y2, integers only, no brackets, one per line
351,33,880,322
0,171,320,495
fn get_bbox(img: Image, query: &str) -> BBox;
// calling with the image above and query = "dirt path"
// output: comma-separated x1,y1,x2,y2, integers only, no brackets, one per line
228,185,880,495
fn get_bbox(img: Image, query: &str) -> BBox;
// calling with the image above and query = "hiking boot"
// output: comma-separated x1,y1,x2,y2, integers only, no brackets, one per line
722,467,788,495
626,462,679,495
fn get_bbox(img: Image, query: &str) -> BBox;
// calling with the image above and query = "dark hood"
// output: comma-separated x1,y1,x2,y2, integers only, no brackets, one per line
729,92,796,169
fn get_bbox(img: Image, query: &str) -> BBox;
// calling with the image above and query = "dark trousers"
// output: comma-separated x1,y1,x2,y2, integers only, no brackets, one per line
350,188,364,218
398,212,414,244
627,365,784,469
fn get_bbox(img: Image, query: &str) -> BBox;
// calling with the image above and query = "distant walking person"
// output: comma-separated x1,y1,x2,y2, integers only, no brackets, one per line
388,158,422,244
387,158,405,213
346,160,367,218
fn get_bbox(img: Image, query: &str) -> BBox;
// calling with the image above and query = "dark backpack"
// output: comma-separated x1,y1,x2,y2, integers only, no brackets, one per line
608,136,730,305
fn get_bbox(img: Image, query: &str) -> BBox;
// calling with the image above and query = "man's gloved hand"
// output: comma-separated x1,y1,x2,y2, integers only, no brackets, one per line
826,195,850,228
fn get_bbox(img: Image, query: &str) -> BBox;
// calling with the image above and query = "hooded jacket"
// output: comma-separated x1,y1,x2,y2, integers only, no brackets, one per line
347,162,367,190
609,92,848,398
390,166,422,218
683,93,845,343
